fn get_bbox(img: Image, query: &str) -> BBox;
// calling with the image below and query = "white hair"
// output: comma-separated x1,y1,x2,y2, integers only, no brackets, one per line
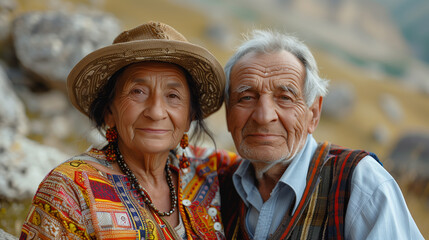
224,30,329,106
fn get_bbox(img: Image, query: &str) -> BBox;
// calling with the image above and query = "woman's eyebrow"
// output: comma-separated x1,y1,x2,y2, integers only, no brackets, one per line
131,78,147,83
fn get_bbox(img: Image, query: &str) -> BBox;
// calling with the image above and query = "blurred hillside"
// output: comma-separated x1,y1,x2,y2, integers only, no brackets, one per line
375,0,429,64
1,0,428,237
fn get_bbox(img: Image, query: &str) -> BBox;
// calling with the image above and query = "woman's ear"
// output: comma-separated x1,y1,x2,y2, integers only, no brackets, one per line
307,96,323,134
104,107,115,128
185,115,194,132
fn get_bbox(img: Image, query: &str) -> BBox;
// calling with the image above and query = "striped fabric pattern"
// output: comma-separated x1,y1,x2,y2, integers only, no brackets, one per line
220,142,373,240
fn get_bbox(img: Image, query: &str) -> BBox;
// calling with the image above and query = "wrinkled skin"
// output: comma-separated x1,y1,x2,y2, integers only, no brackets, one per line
105,61,191,167
226,51,322,179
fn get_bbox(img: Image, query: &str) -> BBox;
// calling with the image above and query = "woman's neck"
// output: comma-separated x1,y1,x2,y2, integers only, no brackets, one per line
116,142,171,186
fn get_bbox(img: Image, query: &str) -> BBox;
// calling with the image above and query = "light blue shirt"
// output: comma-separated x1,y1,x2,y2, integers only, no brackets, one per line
233,134,423,239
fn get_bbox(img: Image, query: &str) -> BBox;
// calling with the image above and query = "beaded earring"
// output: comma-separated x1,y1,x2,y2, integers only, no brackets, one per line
179,133,190,169
105,127,118,162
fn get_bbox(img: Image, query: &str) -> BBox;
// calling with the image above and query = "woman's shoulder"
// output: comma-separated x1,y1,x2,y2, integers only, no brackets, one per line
51,148,108,177
187,145,240,163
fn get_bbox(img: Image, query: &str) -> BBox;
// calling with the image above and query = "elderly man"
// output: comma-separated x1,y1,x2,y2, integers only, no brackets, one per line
219,30,423,239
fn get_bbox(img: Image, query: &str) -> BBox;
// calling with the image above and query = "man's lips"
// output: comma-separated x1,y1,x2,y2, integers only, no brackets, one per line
245,133,282,140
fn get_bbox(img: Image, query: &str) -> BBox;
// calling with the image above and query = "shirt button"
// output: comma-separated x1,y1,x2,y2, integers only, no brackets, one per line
182,199,192,206
208,207,217,217
214,222,222,231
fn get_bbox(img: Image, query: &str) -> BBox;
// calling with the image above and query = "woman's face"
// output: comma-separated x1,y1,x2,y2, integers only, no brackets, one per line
105,62,191,156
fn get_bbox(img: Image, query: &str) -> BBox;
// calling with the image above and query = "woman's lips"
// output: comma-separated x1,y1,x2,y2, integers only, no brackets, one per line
137,128,170,134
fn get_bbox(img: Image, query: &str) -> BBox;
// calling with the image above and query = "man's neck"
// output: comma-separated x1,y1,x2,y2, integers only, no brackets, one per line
254,162,289,202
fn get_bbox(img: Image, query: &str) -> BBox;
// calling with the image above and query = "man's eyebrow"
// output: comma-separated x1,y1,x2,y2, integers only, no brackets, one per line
279,84,298,97
234,84,252,93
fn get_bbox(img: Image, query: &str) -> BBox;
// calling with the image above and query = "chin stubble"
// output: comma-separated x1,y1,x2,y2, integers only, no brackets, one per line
241,140,299,179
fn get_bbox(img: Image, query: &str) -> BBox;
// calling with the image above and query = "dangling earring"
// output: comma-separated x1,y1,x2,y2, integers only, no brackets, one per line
105,127,118,162
179,133,190,169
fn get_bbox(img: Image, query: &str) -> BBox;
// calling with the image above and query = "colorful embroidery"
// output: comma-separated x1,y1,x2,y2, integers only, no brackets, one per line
20,147,239,239
88,177,121,203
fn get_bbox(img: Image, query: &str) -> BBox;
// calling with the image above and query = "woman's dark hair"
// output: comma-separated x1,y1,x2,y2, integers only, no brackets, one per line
88,62,215,147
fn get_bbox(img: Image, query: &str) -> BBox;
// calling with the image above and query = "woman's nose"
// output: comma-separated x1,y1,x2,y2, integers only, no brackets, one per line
143,94,168,120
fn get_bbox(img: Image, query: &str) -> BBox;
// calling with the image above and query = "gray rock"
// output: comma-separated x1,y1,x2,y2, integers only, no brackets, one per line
204,22,234,49
372,124,390,144
388,133,429,199
0,0,17,40
0,0,17,12
0,228,17,240
0,132,68,200
378,93,403,123
0,10,11,42
17,89,69,117
0,0,17,63
13,10,121,91
0,65,28,135
322,82,356,120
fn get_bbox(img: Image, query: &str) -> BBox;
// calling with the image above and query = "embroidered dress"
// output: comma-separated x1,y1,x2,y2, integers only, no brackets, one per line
20,146,238,239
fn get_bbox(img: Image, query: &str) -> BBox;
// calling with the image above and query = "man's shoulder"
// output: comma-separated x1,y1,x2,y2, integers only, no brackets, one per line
324,143,381,166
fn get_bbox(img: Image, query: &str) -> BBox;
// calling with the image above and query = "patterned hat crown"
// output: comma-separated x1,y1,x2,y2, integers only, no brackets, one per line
67,21,225,118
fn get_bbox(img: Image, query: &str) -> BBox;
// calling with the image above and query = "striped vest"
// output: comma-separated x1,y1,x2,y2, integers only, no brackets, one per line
220,142,377,240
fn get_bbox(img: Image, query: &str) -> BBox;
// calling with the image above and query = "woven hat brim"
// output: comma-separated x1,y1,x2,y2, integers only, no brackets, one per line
67,39,225,118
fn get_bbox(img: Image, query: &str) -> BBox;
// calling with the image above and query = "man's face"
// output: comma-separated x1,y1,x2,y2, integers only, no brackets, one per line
226,51,321,165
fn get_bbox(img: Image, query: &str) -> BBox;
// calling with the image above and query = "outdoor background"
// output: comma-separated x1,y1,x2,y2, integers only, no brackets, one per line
0,0,428,237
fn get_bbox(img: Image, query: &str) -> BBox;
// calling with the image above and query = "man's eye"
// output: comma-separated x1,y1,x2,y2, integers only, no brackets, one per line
239,96,253,101
280,95,291,100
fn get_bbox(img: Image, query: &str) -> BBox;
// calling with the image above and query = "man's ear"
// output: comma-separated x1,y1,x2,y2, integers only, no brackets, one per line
308,96,323,134
225,103,232,132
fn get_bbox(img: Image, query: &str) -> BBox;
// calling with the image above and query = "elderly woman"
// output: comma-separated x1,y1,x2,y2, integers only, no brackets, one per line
20,22,238,239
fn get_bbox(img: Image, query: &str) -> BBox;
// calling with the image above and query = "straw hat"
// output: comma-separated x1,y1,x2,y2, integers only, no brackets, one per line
67,21,225,118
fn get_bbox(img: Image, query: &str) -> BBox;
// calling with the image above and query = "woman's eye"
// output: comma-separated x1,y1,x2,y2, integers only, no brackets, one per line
168,93,180,99
130,88,144,95
129,88,148,102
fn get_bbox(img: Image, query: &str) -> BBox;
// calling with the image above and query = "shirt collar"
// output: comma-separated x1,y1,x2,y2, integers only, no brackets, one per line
277,134,317,213
233,134,318,213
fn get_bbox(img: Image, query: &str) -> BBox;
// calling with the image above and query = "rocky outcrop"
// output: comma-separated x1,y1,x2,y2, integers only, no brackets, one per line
12,10,121,91
0,0,17,43
0,65,69,200
0,65,27,135
387,133,429,199
0,8,119,200
378,93,403,124
321,82,356,120
0,133,69,200
0,0,17,64
0,228,17,240
0,8,121,201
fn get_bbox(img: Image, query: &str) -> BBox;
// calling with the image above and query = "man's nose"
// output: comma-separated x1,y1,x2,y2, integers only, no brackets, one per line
251,95,278,124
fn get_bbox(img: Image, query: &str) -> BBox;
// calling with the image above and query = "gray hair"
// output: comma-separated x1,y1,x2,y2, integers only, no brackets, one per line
224,30,329,106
